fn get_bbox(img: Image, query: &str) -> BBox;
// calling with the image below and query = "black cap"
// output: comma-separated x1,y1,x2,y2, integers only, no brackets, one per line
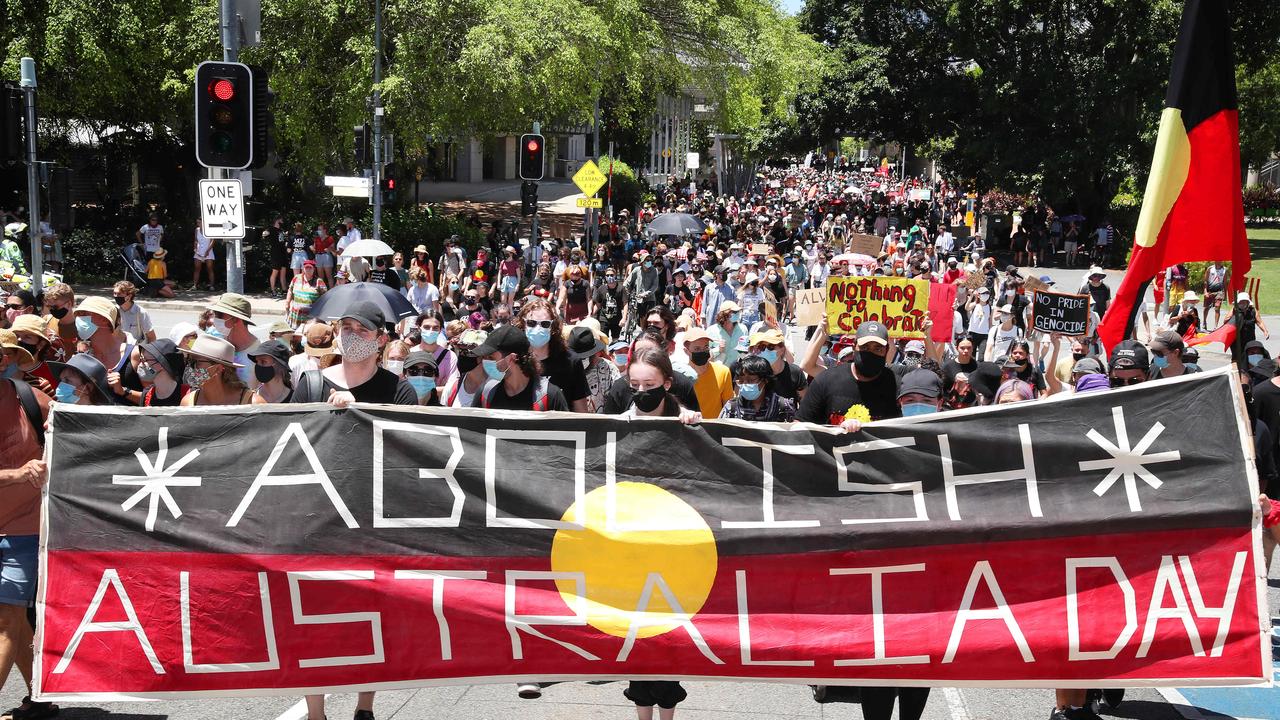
855,321,889,346
403,350,439,373
566,326,606,361
1109,339,1149,372
473,324,529,357
340,300,386,331
247,339,294,368
139,339,183,380
897,368,943,400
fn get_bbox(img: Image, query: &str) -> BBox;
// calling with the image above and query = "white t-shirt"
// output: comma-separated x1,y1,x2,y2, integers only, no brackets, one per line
406,282,440,313
194,229,214,260
289,354,320,388
139,223,164,253
118,303,153,343
987,323,1023,359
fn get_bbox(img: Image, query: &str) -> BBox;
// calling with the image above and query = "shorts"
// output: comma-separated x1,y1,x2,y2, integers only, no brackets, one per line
314,252,334,269
1206,291,1223,308
194,246,215,261
290,250,310,270
0,535,39,606
1064,241,1078,253
625,681,686,709
501,275,519,294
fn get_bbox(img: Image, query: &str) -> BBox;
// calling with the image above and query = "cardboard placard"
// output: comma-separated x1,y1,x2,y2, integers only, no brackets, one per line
826,277,931,338
847,233,882,257
1023,275,1050,293
928,282,957,343
1031,290,1091,336
748,243,770,257
795,288,826,327
963,271,987,292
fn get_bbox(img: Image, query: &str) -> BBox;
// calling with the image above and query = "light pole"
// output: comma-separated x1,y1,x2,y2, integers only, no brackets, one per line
371,0,384,241
19,58,41,289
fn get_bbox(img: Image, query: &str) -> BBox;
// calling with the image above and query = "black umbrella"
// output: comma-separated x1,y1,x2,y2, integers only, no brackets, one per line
309,282,418,323
644,212,706,237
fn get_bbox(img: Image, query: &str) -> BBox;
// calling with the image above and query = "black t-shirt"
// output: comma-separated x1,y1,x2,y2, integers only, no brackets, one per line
593,285,625,322
600,374,701,415
941,358,979,392
772,362,808,402
1252,381,1280,458
292,367,418,405
368,267,402,292
474,378,569,411
290,233,309,252
539,352,590,404
796,366,900,424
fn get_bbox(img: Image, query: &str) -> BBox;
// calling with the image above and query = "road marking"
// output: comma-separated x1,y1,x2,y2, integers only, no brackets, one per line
273,694,328,720
941,687,973,720
1157,687,1267,720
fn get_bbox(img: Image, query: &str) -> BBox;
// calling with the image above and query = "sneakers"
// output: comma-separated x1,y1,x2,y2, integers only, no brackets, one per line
1049,707,1099,720
8,696,59,719
353,711,375,720
517,683,542,699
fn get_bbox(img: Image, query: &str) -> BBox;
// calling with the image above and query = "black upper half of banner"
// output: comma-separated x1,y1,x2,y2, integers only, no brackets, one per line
46,369,1255,558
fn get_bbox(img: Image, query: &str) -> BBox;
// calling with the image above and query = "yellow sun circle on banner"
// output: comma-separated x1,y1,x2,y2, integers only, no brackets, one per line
550,482,718,639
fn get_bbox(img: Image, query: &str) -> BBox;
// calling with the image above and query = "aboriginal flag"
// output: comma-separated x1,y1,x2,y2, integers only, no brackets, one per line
1098,0,1250,351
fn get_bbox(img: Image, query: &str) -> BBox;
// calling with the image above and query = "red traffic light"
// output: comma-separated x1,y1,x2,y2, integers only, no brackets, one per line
208,78,236,101
526,139,540,153
387,178,396,190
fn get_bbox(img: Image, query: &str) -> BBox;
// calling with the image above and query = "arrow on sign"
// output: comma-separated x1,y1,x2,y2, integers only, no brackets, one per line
207,221,239,232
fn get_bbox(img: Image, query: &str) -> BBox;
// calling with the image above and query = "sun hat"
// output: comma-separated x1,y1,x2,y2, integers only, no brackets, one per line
207,293,254,324
178,334,244,367
75,296,119,329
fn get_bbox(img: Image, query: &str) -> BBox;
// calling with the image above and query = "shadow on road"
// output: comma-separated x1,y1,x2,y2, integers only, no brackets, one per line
1104,698,1228,719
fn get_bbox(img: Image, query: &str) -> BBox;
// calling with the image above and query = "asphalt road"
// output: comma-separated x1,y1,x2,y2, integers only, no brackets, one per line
6,264,1276,719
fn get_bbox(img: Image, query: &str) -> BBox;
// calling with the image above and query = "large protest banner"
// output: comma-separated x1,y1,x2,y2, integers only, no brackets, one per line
36,369,1268,700
827,276,931,337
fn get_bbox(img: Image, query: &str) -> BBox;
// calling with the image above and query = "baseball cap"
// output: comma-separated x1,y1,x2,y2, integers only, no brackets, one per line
340,300,386,331
897,368,943,400
1109,339,1149,372
403,350,439,373
473,324,530,357
749,328,785,346
1150,330,1184,353
683,327,712,344
855,321,889,347
1071,357,1103,375
904,339,926,355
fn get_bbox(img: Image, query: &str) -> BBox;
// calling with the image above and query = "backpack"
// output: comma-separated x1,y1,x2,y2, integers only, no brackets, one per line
480,377,550,411
8,378,44,447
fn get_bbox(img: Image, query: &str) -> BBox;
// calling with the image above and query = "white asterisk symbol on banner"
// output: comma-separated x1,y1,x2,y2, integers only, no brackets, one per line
112,427,202,532
1078,406,1181,512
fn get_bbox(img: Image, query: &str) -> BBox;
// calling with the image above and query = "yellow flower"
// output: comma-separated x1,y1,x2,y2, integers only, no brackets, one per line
844,403,871,424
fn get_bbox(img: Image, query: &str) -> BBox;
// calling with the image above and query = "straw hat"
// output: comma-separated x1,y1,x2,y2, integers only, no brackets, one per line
178,334,244,367
0,329,33,366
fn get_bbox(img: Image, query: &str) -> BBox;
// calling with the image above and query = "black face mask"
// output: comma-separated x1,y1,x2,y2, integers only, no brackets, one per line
690,350,710,366
254,364,276,383
456,354,479,374
1072,351,1087,362
49,306,68,320
632,387,665,413
854,350,886,377
17,340,39,357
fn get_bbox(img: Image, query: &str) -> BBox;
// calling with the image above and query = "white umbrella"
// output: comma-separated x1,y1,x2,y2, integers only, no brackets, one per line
340,238,396,258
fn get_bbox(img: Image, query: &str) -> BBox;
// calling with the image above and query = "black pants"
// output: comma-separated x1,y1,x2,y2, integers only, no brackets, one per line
860,687,930,720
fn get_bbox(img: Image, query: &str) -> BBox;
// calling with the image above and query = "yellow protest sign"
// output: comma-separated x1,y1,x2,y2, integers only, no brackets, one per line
572,160,607,197
826,276,931,338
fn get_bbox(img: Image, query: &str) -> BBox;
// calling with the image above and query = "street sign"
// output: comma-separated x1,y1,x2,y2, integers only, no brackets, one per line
198,179,245,239
572,160,606,197
576,197,603,209
324,175,371,200
687,152,700,169
662,148,672,159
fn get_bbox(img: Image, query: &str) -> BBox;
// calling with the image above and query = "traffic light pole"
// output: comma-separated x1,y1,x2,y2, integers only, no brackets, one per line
19,59,41,289
371,0,384,241
219,0,245,294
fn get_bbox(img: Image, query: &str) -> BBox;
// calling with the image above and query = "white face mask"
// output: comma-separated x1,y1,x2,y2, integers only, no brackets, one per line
212,318,231,336
384,360,404,376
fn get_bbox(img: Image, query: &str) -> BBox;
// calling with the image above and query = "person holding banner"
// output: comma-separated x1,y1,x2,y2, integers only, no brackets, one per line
472,324,569,412
748,329,806,402
622,347,701,424
797,321,900,428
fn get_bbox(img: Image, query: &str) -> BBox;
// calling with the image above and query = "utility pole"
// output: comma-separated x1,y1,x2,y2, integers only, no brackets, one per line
589,96,600,253
218,0,245,293
19,58,40,289
529,121,541,247
371,0,384,241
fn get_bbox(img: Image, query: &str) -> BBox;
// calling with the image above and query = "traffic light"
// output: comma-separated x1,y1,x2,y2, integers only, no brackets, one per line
194,61,255,169
354,124,370,167
0,84,22,165
383,162,399,204
519,133,544,180
520,180,538,216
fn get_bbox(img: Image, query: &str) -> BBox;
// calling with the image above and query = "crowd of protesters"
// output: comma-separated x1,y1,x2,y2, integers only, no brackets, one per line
2,162,1279,720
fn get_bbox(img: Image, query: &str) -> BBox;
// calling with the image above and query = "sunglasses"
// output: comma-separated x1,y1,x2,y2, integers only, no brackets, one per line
404,367,437,378
1111,376,1145,387
526,319,553,329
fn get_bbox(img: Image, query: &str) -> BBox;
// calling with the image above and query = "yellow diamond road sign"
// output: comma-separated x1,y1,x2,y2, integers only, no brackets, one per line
572,160,607,197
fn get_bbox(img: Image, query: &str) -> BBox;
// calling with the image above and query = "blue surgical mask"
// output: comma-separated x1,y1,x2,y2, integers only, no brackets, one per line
613,353,629,366
483,358,506,381
75,315,98,341
421,330,441,345
737,382,762,401
901,402,938,417
756,349,778,364
730,313,741,324
1152,355,1168,370
1248,354,1262,367
407,376,436,397
644,260,653,269
525,326,552,348
55,382,78,404
449,282,460,291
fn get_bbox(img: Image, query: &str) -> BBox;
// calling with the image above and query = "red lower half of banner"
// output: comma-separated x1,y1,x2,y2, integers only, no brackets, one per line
38,528,1264,698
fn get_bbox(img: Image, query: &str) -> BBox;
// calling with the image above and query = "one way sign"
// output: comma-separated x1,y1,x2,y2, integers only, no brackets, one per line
199,179,246,239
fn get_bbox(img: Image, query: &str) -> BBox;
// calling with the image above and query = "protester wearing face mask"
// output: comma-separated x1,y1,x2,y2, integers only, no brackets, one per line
248,339,295,404
2,289,37,330
682,327,733,417
517,298,590,413
622,347,701,424
8,316,57,395
798,321,900,430
73,296,123,370
895,367,945,417
112,281,156,343
0,331,44,399
291,301,417,407
177,336,260,406
204,293,257,384
402,351,441,406
440,329,488,408
471,324,569,411
591,269,626,338
1148,330,1197,379
43,282,77,353
712,301,746,366
567,325,616,413
748,328,807,402
49,353,121,406
135,339,187,406
718,354,796,422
